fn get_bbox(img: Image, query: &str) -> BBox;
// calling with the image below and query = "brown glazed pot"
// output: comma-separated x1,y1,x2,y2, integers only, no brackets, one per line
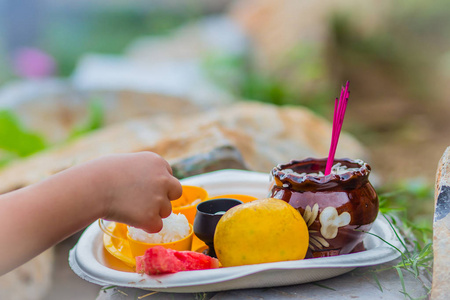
269,158,379,258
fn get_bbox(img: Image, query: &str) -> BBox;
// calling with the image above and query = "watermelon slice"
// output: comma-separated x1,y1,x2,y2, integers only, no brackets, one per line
135,246,219,275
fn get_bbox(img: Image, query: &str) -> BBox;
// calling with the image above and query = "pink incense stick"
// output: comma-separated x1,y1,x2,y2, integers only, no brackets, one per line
325,81,350,175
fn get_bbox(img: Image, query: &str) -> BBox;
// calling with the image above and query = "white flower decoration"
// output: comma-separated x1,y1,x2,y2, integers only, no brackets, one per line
302,204,330,250
303,203,319,227
319,207,351,239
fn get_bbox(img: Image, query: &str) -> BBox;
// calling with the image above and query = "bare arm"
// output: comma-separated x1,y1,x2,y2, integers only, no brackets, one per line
0,152,182,275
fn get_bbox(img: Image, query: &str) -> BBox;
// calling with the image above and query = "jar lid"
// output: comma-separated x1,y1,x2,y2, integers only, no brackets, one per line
271,158,371,191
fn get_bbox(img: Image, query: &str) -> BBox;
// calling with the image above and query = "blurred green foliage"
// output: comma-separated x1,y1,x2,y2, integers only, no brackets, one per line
41,7,201,77
0,100,104,169
0,110,47,166
378,179,434,243
203,54,292,106
203,53,333,115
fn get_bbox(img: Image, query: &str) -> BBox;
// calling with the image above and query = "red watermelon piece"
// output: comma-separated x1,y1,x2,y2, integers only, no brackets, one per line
136,246,219,275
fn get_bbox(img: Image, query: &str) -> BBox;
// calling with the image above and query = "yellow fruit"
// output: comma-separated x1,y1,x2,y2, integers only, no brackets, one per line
214,198,309,267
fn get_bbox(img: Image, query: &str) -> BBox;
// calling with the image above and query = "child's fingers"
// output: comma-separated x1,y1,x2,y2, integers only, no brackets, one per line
167,177,183,200
159,200,172,219
141,217,163,234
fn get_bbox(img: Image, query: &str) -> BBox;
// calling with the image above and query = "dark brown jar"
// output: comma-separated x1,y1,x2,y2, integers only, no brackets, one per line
269,158,379,258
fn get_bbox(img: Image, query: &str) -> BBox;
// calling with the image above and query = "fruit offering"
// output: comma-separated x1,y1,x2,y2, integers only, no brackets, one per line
136,246,219,275
214,198,309,267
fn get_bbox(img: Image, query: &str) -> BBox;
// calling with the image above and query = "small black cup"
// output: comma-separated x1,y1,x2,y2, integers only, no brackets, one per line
193,198,243,257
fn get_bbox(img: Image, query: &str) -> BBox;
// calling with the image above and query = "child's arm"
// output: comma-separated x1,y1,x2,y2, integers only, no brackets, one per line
0,152,182,275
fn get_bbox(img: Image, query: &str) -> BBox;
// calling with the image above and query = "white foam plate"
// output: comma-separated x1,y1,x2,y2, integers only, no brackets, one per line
69,169,402,293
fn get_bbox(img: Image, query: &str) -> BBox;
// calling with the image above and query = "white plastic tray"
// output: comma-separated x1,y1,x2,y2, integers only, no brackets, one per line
69,169,402,293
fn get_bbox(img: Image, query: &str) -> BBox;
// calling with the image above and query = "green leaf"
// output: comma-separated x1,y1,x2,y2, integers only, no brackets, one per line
382,214,411,257
411,258,419,277
372,272,384,292
359,230,408,262
0,110,47,157
312,282,336,291
395,267,407,297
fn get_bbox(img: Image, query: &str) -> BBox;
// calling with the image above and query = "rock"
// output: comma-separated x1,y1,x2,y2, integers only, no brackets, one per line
0,101,367,194
432,146,450,300
172,145,248,179
197,101,367,173
154,126,249,178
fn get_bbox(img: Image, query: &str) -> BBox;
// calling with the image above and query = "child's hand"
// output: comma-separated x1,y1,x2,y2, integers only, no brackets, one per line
90,152,182,233
0,151,182,275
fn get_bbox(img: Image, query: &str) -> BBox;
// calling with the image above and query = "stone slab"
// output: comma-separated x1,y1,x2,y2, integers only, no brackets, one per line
0,101,367,194
431,146,450,300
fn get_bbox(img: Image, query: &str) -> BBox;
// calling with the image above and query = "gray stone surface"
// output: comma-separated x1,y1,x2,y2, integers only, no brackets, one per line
431,146,450,300
171,145,248,179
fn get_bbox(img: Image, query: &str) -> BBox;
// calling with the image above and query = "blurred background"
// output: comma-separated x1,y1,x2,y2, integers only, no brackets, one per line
0,0,448,299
